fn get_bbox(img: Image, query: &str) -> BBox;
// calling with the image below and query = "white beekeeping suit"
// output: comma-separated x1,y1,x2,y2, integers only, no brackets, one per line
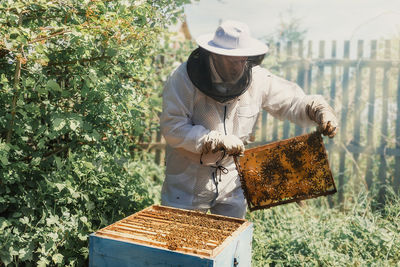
160,20,338,218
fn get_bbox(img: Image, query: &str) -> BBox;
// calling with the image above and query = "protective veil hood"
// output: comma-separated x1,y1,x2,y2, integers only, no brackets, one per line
186,48,252,103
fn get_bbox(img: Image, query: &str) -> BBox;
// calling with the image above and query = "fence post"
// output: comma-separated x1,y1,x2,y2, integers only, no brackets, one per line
306,40,313,95
154,127,162,166
261,110,268,142
327,40,338,207
328,41,337,150
365,40,377,190
272,42,281,141
395,40,400,193
329,41,337,105
351,40,364,189
317,40,325,95
295,40,305,136
283,41,293,139
338,40,350,204
377,40,391,205
304,41,313,134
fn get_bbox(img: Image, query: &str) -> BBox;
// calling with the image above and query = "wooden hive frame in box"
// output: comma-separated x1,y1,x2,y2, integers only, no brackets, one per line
89,205,253,266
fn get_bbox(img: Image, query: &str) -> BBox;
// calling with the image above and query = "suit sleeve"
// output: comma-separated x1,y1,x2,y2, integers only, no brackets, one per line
160,64,209,154
261,73,320,128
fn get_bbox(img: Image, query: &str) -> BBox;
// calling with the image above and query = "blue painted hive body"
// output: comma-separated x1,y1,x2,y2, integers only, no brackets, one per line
89,205,253,267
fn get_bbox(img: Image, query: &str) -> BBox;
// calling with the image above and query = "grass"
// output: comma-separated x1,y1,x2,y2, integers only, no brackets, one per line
248,190,400,266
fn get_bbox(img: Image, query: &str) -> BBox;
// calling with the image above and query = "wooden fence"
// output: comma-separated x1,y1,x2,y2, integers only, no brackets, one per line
150,39,400,204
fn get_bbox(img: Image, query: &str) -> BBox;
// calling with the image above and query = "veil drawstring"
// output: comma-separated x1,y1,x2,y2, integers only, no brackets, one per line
200,150,229,204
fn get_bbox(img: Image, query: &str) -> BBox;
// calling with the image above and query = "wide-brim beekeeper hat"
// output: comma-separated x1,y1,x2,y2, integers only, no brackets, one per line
196,20,269,57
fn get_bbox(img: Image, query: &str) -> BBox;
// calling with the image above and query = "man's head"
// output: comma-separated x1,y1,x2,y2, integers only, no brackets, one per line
210,53,247,83
187,20,268,103
196,20,268,84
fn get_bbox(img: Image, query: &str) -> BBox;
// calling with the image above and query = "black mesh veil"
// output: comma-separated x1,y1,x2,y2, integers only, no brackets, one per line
186,47,265,103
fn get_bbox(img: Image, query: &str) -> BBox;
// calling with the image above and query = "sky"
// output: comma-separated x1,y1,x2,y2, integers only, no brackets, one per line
184,0,400,42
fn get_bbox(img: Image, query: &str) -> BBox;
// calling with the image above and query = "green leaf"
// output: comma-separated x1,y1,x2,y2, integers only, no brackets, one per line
8,14,19,24
19,216,29,225
103,188,113,194
0,217,11,230
55,182,65,191
37,257,50,267
19,247,33,261
46,215,59,226
35,43,45,53
31,156,41,166
0,155,9,166
16,35,27,44
69,119,81,131
54,156,62,169
101,177,110,183
46,80,61,92
83,161,94,170
86,201,95,211
0,74,8,83
106,48,118,57
53,118,66,131
36,86,48,95
82,121,93,131
92,129,101,140
0,142,10,152
12,212,22,218
68,188,80,199
52,253,64,264
0,252,12,266
80,216,87,224
78,232,88,241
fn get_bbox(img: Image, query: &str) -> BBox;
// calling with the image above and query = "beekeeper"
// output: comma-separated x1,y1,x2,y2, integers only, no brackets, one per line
160,20,338,219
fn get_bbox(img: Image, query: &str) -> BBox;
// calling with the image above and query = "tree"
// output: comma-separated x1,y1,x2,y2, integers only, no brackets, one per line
277,7,308,43
0,0,189,265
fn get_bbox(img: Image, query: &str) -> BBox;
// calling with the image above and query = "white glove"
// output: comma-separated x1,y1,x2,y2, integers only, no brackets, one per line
306,96,338,138
201,131,244,156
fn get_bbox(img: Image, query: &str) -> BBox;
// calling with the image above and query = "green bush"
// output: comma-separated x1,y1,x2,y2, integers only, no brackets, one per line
0,0,189,265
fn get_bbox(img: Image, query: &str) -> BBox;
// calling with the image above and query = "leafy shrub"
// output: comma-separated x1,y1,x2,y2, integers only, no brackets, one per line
249,189,400,266
0,0,189,265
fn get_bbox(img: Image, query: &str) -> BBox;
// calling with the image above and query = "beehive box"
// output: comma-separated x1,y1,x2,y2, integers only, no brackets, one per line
235,131,336,211
89,205,253,267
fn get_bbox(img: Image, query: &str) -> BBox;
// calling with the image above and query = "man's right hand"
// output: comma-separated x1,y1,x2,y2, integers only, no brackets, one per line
305,96,338,138
201,131,244,156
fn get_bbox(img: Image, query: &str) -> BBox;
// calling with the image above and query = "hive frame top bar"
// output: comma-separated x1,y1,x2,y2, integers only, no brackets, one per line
94,205,252,258
244,131,319,154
